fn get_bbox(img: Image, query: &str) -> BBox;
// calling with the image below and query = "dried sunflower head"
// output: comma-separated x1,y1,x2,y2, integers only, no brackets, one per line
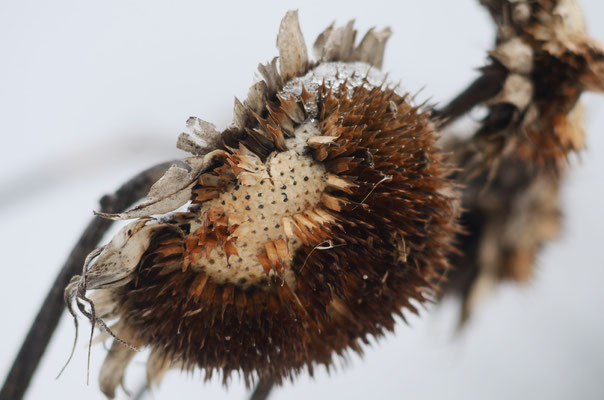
441,0,604,321
454,0,604,173
66,11,459,397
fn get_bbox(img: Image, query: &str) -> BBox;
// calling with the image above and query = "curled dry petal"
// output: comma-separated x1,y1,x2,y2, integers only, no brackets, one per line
277,10,309,81
96,150,227,220
176,117,222,155
99,335,141,398
352,27,392,69
83,219,160,289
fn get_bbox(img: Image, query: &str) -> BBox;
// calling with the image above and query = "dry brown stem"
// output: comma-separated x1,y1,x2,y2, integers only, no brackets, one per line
0,161,176,400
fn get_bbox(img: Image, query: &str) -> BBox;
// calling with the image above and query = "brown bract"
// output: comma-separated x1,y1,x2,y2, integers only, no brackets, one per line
65,10,459,398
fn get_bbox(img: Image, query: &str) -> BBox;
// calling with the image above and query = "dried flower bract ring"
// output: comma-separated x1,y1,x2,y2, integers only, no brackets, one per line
65,11,459,397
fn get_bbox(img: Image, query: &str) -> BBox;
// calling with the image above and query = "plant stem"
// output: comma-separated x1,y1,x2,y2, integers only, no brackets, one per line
249,378,275,400
0,161,176,400
432,64,507,127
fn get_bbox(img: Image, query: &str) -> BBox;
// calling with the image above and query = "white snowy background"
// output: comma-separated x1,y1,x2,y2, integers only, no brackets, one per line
1,1,603,399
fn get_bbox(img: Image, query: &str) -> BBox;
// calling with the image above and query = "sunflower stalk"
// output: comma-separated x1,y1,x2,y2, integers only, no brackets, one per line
0,161,177,400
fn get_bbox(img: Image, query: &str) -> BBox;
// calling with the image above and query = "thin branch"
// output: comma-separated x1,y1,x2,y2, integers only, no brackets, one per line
432,64,507,127
249,378,275,400
0,160,177,400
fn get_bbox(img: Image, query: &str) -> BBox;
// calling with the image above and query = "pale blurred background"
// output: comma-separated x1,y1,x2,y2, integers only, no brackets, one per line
1,1,603,399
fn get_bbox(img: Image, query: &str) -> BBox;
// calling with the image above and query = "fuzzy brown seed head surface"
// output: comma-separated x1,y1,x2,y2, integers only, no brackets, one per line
65,11,459,398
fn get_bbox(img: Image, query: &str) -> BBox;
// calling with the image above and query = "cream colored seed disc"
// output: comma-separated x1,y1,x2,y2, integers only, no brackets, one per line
189,145,327,288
